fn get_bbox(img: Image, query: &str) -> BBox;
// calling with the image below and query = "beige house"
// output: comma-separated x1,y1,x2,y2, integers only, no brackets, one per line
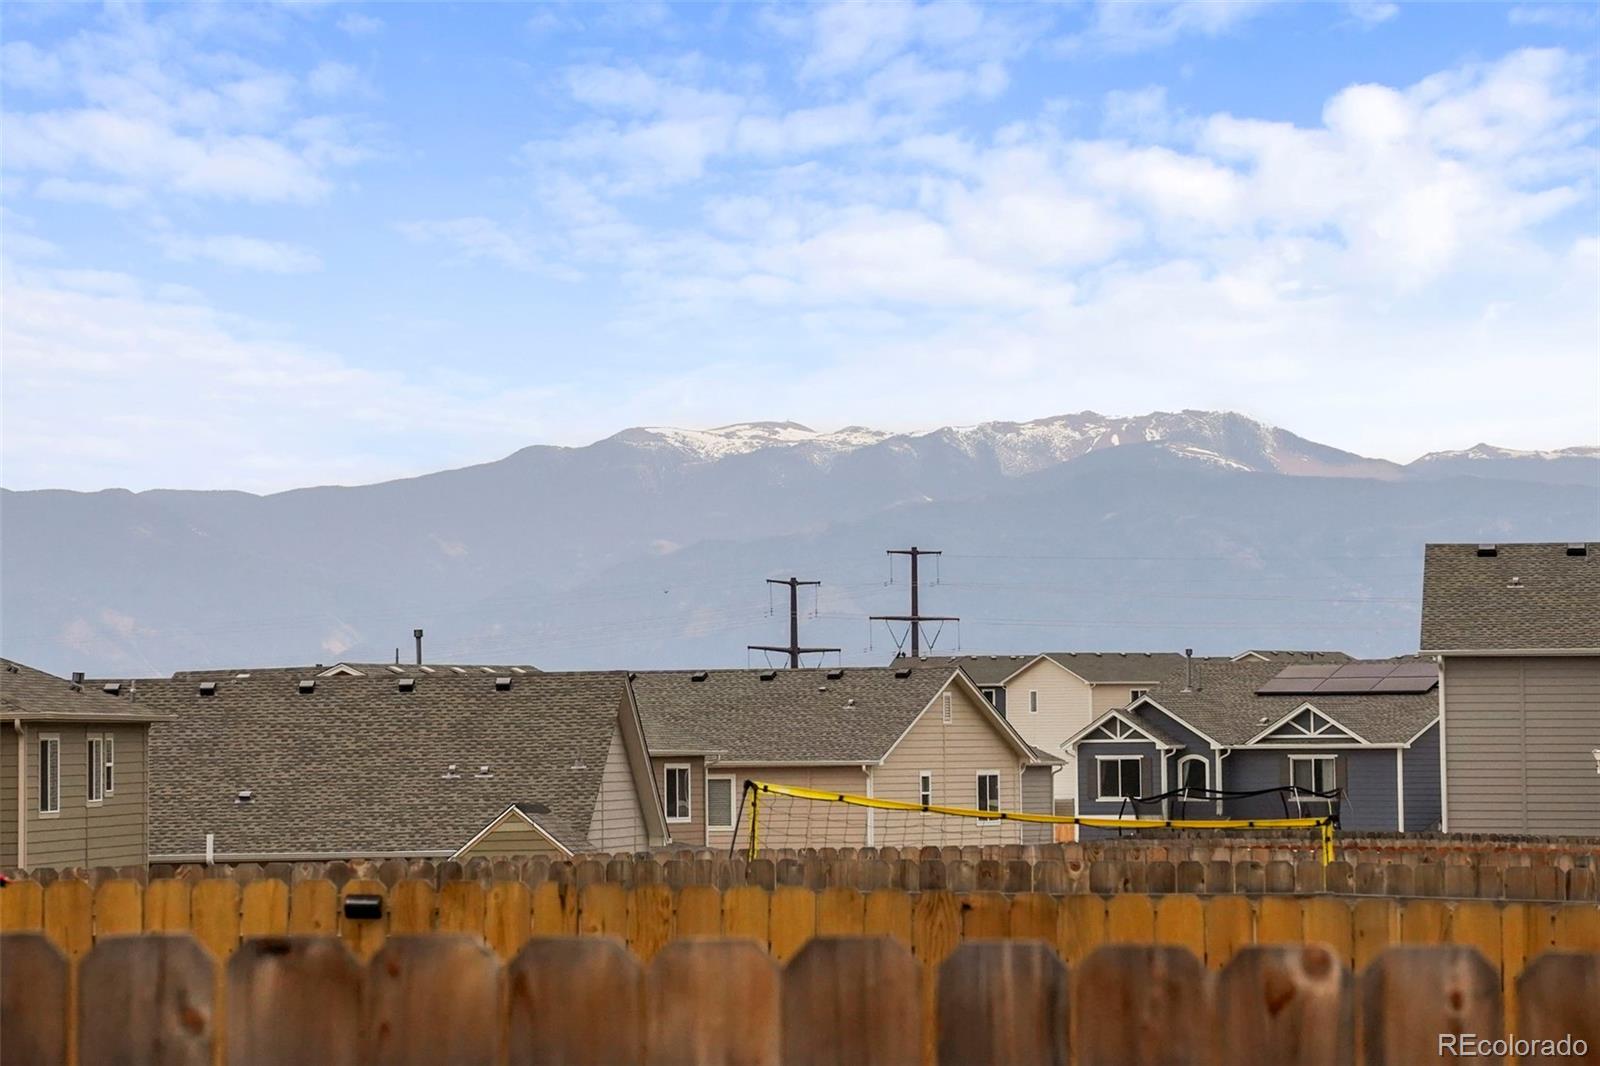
629,665,1058,850
1,659,170,870
1421,542,1600,836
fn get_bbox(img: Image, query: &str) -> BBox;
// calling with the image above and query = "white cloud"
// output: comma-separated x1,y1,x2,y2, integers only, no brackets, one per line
156,233,323,273
337,12,384,37
1508,5,1600,30
396,217,540,272
306,60,366,99
1067,0,1279,53
1346,1,1400,26
34,177,146,209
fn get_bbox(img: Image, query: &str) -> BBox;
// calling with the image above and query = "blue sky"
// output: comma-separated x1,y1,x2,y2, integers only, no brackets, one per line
3,1,1597,491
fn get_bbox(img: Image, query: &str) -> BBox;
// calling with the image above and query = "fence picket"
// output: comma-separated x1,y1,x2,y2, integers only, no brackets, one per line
436,880,487,939
1,933,68,1066
1257,895,1304,944
1058,893,1107,964
1515,952,1599,1065
363,935,501,1066
485,881,533,960
627,883,676,962
1008,893,1058,944
722,885,771,944
1215,945,1352,1066
815,886,865,936
1352,898,1398,971
336,878,387,962
1075,945,1208,1066
1153,894,1207,961
227,938,362,1066
959,891,1010,939
79,934,215,1066
93,879,143,936
1105,894,1154,944
44,877,93,961
646,939,779,1066
191,879,242,962
145,878,193,932
1360,947,1502,1066
675,883,723,936
508,938,645,1065
784,937,920,1066
771,886,817,962
287,879,337,935
387,879,435,935
937,940,1068,1066
1202,896,1253,970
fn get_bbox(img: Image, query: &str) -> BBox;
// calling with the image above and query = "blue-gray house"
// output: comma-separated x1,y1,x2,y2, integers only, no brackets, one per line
1064,656,1441,837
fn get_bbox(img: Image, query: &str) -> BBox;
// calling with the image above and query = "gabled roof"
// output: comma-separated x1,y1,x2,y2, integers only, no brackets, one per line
113,671,637,859
629,666,1037,765
1004,651,1190,685
1066,707,1183,750
452,802,583,859
1421,542,1600,652
1132,657,1438,746
909,654,1036,686
168,662,541,680
1,659,171,722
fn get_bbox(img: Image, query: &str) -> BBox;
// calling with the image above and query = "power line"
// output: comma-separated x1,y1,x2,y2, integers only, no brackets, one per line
870,546,959,657
747,577,840,668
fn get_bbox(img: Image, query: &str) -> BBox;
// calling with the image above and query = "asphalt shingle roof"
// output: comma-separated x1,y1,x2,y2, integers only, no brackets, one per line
1,659,170,721
119,671,630,858
1420,542,1600,652
629,666,969,763
1132,657,1438,746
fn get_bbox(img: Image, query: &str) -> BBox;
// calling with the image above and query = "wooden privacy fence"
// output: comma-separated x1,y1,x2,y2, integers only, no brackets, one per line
3,933,1598,1066
9,850,1599,902
3,876,1598,1024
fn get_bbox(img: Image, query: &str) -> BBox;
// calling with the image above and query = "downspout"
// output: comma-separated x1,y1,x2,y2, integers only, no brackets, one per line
1435,656,1449,833
862,765,874,847
1216,748,1232,817
13,720,25,869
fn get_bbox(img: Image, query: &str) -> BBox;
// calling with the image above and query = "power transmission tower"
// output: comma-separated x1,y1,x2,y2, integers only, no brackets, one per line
748,577,840,668
871,546,958,658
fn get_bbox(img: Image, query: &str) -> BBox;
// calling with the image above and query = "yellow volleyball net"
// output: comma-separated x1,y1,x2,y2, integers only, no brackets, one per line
733,780,1337,864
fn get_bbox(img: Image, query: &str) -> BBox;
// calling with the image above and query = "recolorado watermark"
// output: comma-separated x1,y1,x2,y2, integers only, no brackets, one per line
1439,1033,1587,1057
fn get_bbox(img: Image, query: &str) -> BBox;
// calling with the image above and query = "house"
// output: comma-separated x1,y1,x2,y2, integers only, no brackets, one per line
1,659,171,869
1064,656,1441,837
107,668,665,862
1421,542,1600,835
626,665,1059,849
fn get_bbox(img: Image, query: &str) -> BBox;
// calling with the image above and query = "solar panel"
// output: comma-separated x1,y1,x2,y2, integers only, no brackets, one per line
1329,663,1394,678
1276,665,1341,679
1312,677,1380,693
1388,661,1438,677
1370,676,1438,693
1255,678,1314,694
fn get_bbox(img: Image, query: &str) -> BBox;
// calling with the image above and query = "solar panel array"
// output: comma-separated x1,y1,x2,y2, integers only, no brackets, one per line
1256,660,1437,695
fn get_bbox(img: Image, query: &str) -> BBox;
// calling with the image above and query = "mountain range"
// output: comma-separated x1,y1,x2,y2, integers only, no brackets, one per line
3,410,1596,677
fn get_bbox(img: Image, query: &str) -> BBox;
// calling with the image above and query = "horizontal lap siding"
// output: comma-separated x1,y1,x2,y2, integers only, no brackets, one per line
589,729,647,852
1,727,16,864
707,765,869,850
25,725,88,868
87,726,147,866
1003,661,1093,799
653,756,706,846
1403,723,1442,832
459,819,568,859
1445,656,1600,835
1020,765,1055,843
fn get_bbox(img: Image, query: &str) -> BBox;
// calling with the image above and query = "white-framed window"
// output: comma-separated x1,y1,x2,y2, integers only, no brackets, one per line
1096,756,1142,801
1028,690,1039,713
103,733,115,796
1289,754,1338,800
87,735,104,804
38,734,61,815
941,693,953,724
919,771,933,807
1129,689,1148,702
1177,754,1209,792
664,764,691,823
976,771,1001,812
979,687,998,706
706,774,736,830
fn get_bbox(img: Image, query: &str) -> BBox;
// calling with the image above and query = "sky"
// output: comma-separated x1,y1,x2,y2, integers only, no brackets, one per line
2,0,1597,493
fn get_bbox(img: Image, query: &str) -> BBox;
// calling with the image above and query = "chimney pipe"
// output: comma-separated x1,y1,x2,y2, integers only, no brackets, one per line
71,671,85,688
414,629,424,665
1182,649,1193,692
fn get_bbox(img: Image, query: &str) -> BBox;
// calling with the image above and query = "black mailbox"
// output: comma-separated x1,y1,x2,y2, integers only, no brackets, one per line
343,893,384,920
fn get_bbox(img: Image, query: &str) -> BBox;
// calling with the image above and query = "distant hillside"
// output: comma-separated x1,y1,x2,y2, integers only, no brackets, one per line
3,410,1596,676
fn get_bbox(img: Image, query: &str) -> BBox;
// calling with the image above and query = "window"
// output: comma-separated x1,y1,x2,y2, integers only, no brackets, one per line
919,771,933,807
1028,690,1039,713
664,764,691,823
1289,755,1338,796
976,772,1001,812
941,693,953,724
38,735,60,815
1129,689,1148,702
1096,756,1142,801
103,734,115,796
1177,755,1209,792
979,688,997,706
87,735,104,803
706,775,735,830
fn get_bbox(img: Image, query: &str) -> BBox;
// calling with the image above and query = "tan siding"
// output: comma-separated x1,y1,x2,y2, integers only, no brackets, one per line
25,725,90,868
875,684,1027,847
653,755,706,846
588,728,648,851
1,726,18,865
1019,765,1057,843
1091,685,1149,716
1444,656,1600,835
1000,659,1094,799
86,726,147,866
16,723,151,869
706,765,870,850
459,817,569,859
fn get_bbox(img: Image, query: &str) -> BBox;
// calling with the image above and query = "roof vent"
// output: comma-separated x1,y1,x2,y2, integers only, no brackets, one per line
235,673,251,679
846,698,856,706
480,666,494,674
387,665,403,674
1476,544,1498,557
690,671,708,682
70,671,84,688
495,676,512,691
512,667,527,674
759,670,777,681
235,789,254,804
817,685,827,692
198,681,217,697
441,764,461,780
1508,576,1525,589
297,679,315,694
397,678,415,693
1568,543,1588,557
420,666,436,674
894,667,912,679
826,668,844,680
473,765,493,779
102,682,122,695
451,667,467,675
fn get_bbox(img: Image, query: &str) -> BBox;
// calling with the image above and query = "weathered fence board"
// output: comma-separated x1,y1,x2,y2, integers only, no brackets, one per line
1,933,68,1066
784,937,920,1066
1215,945,1352,1066
1361,947,1502,1066
646,939,780,1066
363,936,500,1066
508,938,644,1065
78,934,215,1066
226,938,362,1066
937,940,1068,1066
1075,945,1208,1066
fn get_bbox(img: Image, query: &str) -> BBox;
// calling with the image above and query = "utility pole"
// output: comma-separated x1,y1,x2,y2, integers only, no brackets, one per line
748,577,840,668
871,546,958,658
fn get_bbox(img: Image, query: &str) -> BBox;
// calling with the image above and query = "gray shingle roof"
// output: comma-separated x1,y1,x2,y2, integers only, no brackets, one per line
1038,652,1190,683
909,655,1036,686
629,666,988,763
1133,657,1438,746
1,659,171,722
169,662,540,679
118,671,630,858
1421,542,1600,651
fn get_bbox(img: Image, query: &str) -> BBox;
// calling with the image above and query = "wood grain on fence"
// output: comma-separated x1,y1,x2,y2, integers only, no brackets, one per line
1,933,68,1066
364,936,500,1066
508,938,644,1066
937,940,1068,1066
1361,946,1503,1066
1215,945,1352,1066
784,937,920,1066
78,934,214,1066
646,939,779,1066
226,938,361,1066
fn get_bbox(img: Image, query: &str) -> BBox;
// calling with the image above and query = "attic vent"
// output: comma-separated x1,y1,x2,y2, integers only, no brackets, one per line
420,666,436,674
690,671,708,682
297,679,316,694
451,667,467,675
1508,576,1525,589
759,670,777,681
1476,544,1498,557
102,682,122,695
397,678,416,693
198,681,217,697
826,668,844,680
1568,544,1588,557
473,765,493,779
480,667,494,674
387,665,403,674
894,668,912,679
234,673,251,679
441,764,461,780
512,667,527,674
495,676,512,691
235,789,254,804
